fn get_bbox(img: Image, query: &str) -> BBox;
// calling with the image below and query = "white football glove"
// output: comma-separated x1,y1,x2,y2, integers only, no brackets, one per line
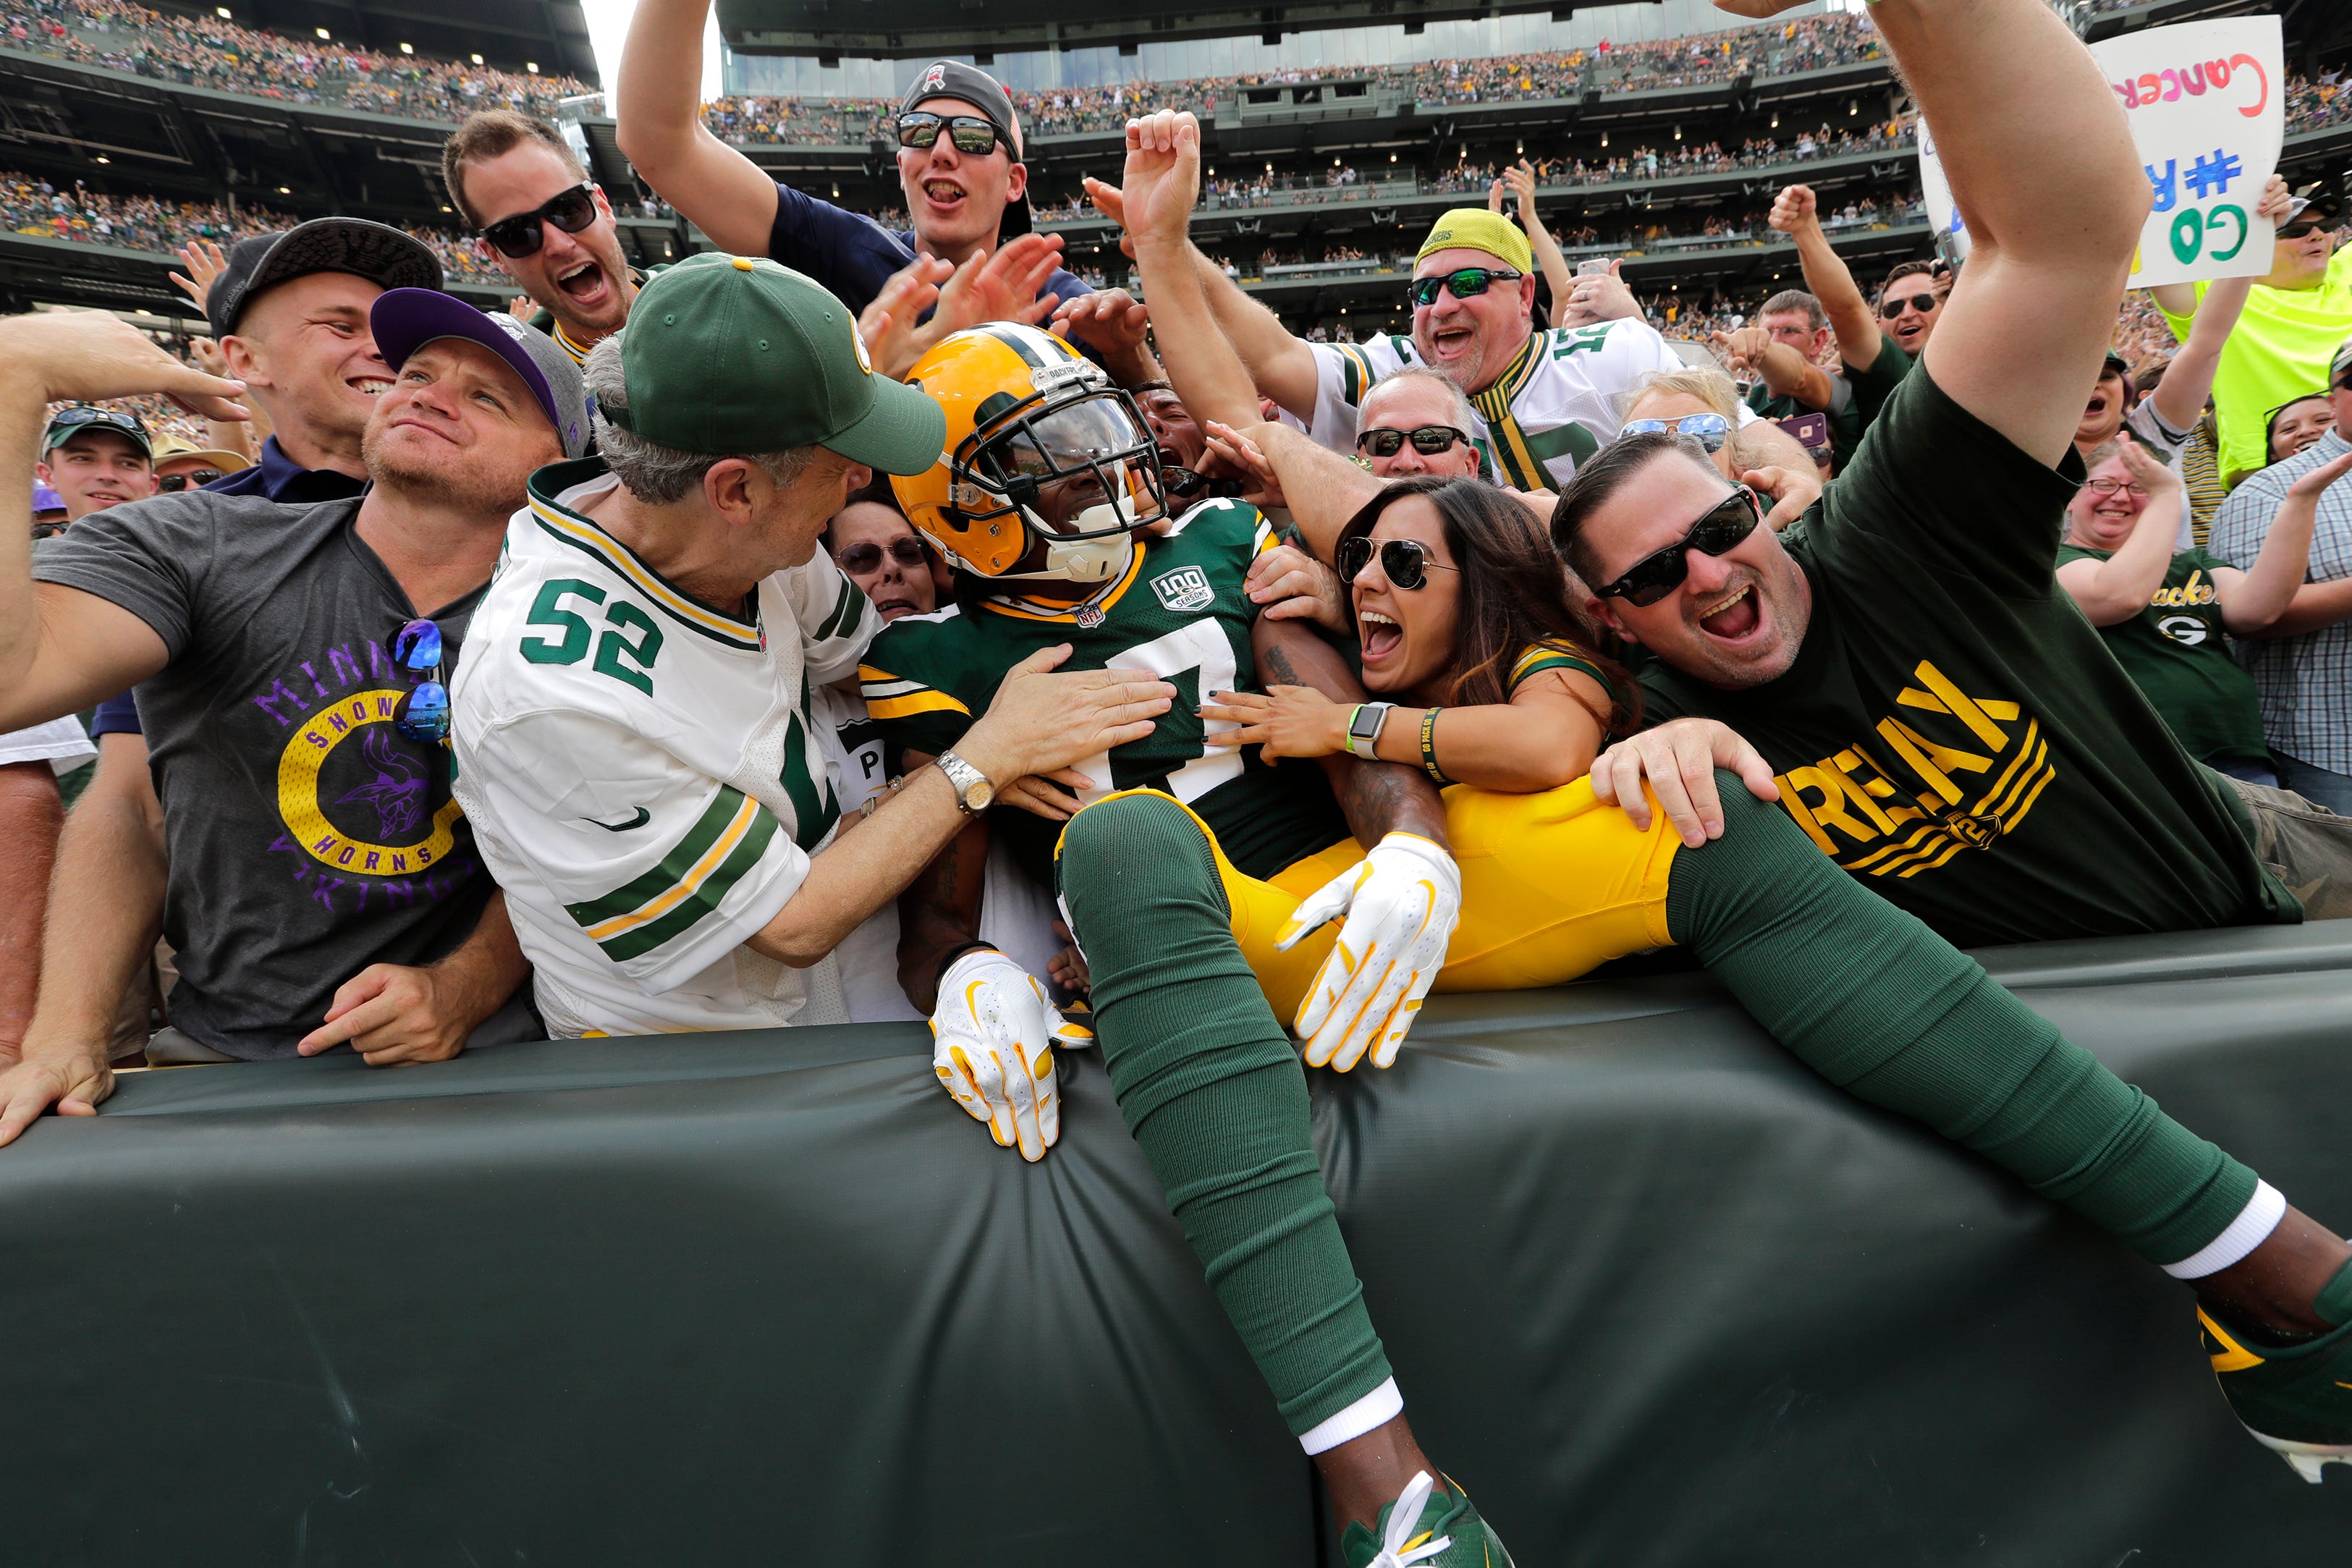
929,948,1094,1162
1276,833,1461,1072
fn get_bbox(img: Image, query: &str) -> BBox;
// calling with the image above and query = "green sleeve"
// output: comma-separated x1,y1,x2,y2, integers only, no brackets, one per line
858,627,978,766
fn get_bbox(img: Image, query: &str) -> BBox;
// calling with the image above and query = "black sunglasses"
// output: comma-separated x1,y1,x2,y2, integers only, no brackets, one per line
480,182,599,259
2278,218,2328,241
46,406,149,442
1594,487,1762,607
1879,291,1939,318
158,470,223,493
1408,267,1522,308
839,536,929,575
1337,535,1460,591
1356,425,1471,459
386,617,450,744
896,112,1008,157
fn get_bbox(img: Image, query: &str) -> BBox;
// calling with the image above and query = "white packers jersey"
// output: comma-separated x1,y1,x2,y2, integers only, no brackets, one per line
451,458,881,1038
1308,318,1692,491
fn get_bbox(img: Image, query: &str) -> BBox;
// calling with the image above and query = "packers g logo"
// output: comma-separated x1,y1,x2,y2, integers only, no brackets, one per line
276,687,462,875
2157,614,2210,647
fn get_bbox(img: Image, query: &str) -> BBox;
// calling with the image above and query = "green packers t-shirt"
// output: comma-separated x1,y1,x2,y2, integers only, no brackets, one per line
1640,366,2300,949
2159,244,2352,483
2053,544,2270,770
860,497,1350,884
1843,334,1913,432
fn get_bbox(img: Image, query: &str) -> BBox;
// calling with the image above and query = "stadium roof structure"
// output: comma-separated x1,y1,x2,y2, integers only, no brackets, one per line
151,0,600,83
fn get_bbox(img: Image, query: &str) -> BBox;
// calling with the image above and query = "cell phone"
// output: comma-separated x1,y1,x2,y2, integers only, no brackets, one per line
1776,411,1832,467
1577,258,1615,277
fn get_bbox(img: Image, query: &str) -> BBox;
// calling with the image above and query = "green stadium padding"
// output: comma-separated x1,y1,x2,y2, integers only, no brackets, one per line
3,922,2349,1564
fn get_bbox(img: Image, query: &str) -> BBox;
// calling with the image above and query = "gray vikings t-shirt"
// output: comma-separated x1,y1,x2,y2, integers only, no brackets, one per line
35,491,494,1059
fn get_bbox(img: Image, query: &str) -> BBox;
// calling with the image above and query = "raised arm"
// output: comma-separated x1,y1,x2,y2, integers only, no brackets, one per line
1877,0,2150,462
1086,137,1321,421
614,0,783,258
1770,183,1882,372
1498,163,1573,315
1716,325,1837,412
0,312,242,731
2218,452,2352,635
2053,444,2183,625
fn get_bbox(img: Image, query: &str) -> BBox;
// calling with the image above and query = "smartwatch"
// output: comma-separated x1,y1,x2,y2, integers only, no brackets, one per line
1345,702,1395,760
936,750,995,814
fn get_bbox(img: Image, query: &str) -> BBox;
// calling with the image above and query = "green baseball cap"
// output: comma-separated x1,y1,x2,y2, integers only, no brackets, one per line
601,253,945,476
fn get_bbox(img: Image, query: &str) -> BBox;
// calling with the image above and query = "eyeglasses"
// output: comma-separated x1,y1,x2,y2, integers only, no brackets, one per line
46,406,149,442
157,470,223,493
2084,478,2148,499
1594,487,1761,607
837,536,929,575
1621,412,1730,453
1879,291,1939,318
479,182,599,259
1408,267,1522,308
387,617,450,743
895,112,1008,157
1337,535,1460,591
1356,424,1471,459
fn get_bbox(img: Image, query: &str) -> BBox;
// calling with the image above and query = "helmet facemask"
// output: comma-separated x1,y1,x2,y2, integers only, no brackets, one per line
947,372,1169,584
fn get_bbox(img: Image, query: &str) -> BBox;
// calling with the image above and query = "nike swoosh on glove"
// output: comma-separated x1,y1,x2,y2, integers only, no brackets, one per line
1276,832,1461,1072
929,947,1095,1161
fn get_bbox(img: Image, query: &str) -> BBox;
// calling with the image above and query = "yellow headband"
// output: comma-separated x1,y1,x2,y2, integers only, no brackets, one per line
1416,208,1534,277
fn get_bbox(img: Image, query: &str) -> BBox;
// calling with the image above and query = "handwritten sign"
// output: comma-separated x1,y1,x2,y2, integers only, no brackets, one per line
1914,116,1969,266
2091,15,2283,288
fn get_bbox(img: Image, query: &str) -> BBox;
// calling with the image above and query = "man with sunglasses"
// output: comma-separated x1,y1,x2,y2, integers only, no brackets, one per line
443,110,640,368
1353,371,1483,481
2157,178,2352,483
0,299,590,1143
148,435,250,495
617,6,1136,372
1767,185,1925,445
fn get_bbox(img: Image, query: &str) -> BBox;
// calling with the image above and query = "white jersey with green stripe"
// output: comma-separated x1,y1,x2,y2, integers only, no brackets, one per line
450,457,881,1038
1308,318,1692,491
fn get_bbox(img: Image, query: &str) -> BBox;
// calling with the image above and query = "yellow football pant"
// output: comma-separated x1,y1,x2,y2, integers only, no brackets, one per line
1081,781,1683,1023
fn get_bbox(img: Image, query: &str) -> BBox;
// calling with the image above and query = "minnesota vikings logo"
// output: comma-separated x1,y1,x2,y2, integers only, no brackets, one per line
335,729,428,840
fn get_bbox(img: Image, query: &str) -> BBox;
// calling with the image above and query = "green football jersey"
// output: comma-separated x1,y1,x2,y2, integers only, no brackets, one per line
860,497,1351,882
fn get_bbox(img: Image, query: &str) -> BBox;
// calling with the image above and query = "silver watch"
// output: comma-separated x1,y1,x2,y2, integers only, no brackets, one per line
937,750,995,815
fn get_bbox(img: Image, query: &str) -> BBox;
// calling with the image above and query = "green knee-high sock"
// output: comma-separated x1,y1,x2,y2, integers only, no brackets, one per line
1665,773,2257,1268
1057,794,1392,1436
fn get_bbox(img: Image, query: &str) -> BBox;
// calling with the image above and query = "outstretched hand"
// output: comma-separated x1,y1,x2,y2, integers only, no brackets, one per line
0,309,247,420
168,238,228,316
1119,110,1203,251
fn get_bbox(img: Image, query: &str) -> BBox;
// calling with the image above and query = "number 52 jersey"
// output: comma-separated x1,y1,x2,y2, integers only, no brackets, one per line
860,496,1349,883
450,459,879,1038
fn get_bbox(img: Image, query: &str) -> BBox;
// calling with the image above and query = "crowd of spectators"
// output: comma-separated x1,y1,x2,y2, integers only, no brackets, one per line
0,0,592,120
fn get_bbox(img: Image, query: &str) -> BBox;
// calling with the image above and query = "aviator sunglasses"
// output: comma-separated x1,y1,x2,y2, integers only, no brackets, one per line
895,112,1009,156
1620,412,1730,454
1408,267,1523,308
479,182,599,259
1594,486,1762,607
838,536,931,575
1880,289,1940,318
1337,535,1460,591
1356,425,1471,459
387,617,451,743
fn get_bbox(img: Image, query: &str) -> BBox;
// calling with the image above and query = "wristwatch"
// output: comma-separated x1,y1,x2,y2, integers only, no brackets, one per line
1345,702,1395,760
937,750,996,815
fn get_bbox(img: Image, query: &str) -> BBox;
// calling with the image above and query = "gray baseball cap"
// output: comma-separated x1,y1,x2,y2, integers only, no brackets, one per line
206,217,443,336
368,289,592,460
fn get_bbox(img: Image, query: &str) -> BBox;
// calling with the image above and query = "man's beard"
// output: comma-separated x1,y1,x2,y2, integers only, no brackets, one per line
361,427,523,517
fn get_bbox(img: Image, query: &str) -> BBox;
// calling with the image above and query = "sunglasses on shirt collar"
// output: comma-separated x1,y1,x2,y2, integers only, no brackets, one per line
1594,486,1763,607
479,182,600,260
387,617,451,743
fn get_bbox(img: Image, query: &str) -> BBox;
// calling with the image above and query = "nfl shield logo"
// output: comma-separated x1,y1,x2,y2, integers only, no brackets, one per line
1075,604,1107,629
1151,566,1214,614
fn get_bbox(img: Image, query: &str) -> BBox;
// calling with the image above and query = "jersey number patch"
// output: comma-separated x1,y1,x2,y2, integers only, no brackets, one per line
520,578,666,695
1074,622,1243,806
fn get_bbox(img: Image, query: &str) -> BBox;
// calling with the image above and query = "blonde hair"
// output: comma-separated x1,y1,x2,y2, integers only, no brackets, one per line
1618,365,1742,423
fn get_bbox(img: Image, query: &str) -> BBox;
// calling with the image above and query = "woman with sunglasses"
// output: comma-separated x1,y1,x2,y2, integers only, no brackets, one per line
1194,472,2352,1472
2057,436,2352,789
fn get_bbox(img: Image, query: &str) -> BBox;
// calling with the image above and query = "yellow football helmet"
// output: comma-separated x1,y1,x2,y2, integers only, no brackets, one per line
894,323,1168,582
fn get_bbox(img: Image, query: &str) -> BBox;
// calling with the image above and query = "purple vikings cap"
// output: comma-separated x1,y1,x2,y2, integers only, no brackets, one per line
367,289,592,459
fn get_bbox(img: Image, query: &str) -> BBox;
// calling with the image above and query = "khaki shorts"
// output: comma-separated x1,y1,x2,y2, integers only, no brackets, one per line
2220,774,2352,920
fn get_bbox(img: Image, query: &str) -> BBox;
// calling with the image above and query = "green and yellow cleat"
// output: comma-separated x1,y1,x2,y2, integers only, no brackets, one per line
1340,1471,1515,1568
2200,1305,2352,1483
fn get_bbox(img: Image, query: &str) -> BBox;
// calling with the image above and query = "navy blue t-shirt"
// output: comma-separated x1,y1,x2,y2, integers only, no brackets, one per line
91,441,369,737
766,182,1092,323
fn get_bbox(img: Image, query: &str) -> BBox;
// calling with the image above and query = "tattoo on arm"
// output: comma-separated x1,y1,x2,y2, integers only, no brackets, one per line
1252,614,1450,851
